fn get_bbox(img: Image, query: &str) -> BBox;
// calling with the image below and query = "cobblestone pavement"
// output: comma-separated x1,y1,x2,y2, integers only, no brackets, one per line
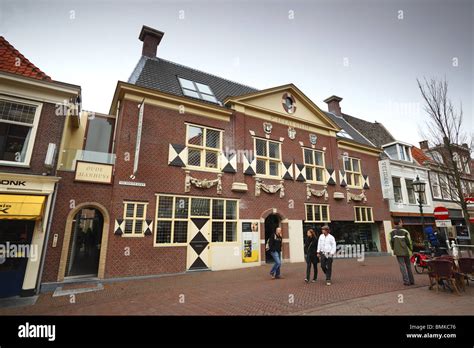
0,256,471,316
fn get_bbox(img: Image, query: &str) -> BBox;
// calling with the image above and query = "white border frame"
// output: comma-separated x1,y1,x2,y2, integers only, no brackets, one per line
0,95,43,167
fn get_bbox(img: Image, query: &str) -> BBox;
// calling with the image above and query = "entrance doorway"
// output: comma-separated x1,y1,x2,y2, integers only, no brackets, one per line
65,208,103,278
0,220,35,298
264,214,281,263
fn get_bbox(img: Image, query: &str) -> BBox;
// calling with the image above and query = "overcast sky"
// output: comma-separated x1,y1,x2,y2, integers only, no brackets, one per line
1,0,472,146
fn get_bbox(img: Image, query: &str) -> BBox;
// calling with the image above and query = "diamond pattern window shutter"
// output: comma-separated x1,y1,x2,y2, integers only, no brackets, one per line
114,219,125,235
168,144,187,167
362,174,370,189
339,170,347,187
295,164,306,182
325,168,337,185
220,152,237,173
281,162,293,180
243,153,256,176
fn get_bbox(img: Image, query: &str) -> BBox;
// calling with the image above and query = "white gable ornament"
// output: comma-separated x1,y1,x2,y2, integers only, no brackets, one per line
263,122,273,134
309,134,317,145
288,127,296,140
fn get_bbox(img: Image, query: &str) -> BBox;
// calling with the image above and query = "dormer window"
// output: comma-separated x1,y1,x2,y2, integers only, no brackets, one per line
383,142,412,162
178,77,218,103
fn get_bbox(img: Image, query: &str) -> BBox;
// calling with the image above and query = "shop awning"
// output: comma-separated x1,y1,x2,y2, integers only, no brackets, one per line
0,195,46,220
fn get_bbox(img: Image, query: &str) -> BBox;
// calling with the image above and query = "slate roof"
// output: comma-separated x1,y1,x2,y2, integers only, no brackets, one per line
0,36,51,81
342,113,395,148
323,111,376,148
128,55,378,150
129,56,258,105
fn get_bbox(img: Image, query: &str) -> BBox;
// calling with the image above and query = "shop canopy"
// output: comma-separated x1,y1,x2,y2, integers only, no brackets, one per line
0,195,46,220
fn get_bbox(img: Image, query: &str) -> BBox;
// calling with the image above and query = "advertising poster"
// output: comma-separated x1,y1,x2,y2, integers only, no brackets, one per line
242,221,259,263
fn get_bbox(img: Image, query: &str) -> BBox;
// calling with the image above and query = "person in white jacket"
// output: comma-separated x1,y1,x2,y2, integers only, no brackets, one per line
317,225,337,286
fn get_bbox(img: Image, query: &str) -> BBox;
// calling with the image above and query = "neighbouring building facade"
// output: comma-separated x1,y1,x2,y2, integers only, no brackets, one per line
342,114,435,252
0,36,81,297
412,141,473,245
40,25,392,288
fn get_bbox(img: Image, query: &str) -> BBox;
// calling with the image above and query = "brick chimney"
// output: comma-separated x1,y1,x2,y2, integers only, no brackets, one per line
419,140,429,150
139,25,164,58
323,95,343,116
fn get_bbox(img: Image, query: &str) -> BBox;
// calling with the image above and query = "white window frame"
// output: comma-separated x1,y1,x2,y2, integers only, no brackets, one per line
392,177,404,203
303,147,326,184
305,204,330,223
438,173,452,201
0,96,42,167
178,77,218,103
210,199,239,244
155,195,189,246
154,194,239,247
344,156,362,189
254,137,282,179
185,123,223,172
430,172,442,199
122,201,148,237
354,206,374,223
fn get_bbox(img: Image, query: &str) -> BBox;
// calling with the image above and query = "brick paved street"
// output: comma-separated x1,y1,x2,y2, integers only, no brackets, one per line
0,256,471,315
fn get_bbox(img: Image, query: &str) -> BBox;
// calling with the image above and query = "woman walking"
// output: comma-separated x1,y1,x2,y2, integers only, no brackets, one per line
304,229,319,283
268,227,283,279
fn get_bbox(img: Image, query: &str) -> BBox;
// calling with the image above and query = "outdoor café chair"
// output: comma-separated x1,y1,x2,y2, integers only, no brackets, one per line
427,260,438,291
433,259,461,295
457,258,472,287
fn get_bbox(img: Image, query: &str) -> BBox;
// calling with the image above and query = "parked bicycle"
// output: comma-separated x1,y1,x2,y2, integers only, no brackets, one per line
410,247,435,274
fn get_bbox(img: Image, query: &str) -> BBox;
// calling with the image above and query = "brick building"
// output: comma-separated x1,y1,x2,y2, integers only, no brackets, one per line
412,141,473,244
41,26,392,287
342,113,436,251
0,36,81,297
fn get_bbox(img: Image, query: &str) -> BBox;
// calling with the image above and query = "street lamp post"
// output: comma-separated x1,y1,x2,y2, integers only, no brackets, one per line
413,175,427,247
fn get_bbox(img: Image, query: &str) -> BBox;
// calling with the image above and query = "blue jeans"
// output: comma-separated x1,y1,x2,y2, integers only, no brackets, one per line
270,251,281,276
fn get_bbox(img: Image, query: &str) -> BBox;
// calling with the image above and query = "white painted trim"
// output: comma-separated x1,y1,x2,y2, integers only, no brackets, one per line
0,95,43,167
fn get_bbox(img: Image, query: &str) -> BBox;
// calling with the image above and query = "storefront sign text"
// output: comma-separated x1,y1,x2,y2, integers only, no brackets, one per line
75,161,113,184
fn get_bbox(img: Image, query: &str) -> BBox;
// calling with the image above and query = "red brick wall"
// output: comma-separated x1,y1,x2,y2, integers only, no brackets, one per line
111,100,389,223
42,172,114,282
43,98,391,282
108,100,391,268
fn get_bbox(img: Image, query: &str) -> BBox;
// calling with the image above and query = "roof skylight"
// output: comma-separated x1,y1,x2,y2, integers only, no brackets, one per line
178,77,218,103
337,129,353,139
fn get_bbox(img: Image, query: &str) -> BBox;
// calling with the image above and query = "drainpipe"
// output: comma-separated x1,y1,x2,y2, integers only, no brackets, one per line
35,181,59,295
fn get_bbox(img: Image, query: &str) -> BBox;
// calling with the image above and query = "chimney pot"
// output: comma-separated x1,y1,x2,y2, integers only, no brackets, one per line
323,95,343,116
419,140,429,150
139,25,164,58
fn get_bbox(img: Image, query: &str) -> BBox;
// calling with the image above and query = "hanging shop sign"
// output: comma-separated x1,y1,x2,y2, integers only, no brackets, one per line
75,161,113,184
241,221,259,263
378,159,393,200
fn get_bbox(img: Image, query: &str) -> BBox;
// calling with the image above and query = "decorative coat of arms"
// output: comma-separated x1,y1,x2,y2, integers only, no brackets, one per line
263,122,272,134
309,134,317,145
288,127,296,140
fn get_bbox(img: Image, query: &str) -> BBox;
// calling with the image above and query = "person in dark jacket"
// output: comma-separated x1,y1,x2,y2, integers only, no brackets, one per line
304,228,319,283
268,227,283,279
390,220,415,286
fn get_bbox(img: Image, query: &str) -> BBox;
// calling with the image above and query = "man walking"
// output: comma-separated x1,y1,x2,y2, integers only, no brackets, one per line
317,225,336,286
268,227,283,279
390,220,415,286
